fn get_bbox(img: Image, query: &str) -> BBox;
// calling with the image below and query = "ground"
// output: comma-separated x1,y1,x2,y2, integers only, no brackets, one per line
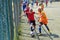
19,2,60,40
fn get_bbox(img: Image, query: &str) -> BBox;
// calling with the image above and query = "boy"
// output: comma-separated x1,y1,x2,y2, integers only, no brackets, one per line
26,9,36,37
24,3,30,16
36,0,38,6
22,1,27,12
20,9,36,37
45,0,48,7
38,8,51,35
31,0,34,7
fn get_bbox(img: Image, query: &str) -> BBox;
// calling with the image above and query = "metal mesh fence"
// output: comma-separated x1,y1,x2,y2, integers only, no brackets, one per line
0,0,13,40
0,0,21,40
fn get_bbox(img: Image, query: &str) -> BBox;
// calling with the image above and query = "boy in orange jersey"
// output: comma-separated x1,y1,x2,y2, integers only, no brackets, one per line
38,8,51,34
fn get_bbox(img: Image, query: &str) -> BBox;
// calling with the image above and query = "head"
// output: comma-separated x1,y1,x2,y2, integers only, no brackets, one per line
26,3,29,7
30,9,33,12
38,8,42,12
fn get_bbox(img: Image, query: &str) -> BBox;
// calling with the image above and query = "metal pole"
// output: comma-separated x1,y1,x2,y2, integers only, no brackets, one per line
13,0,21,40
8,0,14,40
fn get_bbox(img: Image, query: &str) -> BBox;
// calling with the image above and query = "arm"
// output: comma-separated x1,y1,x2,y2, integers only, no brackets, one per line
34,12,40,20
19,13,26,18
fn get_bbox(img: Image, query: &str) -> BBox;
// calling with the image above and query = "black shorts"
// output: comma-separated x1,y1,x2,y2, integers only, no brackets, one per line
30,20,36,26
40,22,47,25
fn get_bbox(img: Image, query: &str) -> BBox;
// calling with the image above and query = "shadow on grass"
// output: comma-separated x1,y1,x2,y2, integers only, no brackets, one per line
19,32,37,39
38,33,60,38
50,33,60,38
19,32,60,38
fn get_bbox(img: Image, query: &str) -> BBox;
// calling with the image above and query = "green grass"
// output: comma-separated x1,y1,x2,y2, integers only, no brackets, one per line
14,22,22,40
14,26,17,40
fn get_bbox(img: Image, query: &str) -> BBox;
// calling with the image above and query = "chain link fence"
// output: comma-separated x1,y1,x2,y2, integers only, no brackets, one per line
0,0,21,40
0,0,14,40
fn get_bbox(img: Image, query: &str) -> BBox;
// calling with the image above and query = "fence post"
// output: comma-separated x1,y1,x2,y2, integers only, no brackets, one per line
13,0,21,40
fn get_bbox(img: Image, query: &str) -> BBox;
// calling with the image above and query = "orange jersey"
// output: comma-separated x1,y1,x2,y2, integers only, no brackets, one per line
38,11,48,24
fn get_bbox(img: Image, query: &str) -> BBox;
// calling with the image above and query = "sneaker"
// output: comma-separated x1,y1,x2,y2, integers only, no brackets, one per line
30,32,35,38
31,34,35,38
38,32,42,36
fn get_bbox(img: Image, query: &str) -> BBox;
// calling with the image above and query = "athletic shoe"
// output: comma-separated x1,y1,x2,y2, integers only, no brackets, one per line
37,32,42,36
30,31,35,38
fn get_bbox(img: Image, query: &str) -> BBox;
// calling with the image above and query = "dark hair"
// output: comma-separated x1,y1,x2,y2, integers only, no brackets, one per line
30,9,33,12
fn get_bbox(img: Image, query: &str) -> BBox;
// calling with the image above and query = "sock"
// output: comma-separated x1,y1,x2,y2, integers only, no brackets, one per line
45,25,50,31
39,25,41,33
31,27,34,31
